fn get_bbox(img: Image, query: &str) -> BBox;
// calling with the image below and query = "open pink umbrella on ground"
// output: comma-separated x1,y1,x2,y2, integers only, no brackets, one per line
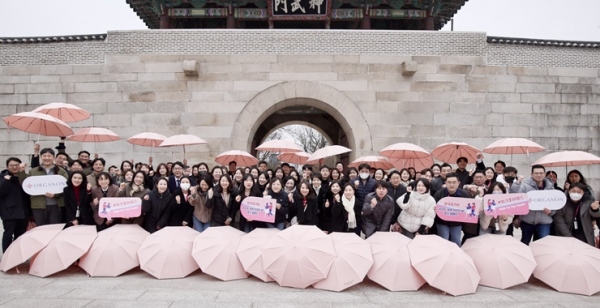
79,225,149,277
366,232,425,291
348,156,394,170
261,225,336,289
236,228,280,282
379,143,431,160
462,234,537,289
530,236,600,296
159,134,207,159
137,227,199,279
277,152,311,165
0,224,65,272
306,145,352,165
29,225,97,278
31,102,91,123
432,142,481,164
483,138,545,155
3,112,74,140
256,140,303,153
389,156,435,171
67,127,120,142
408,234,480,296
313,232,373,292
214,150,259,167
192,226,249,281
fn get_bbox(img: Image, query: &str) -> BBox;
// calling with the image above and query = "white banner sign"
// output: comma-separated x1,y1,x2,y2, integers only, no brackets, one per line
527,190,567,211
22,175,68,196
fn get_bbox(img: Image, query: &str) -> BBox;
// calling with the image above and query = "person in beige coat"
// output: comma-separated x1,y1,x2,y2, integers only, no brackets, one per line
188,175,213,232
396,179,436,239
117,171,149,226
478,182,513,235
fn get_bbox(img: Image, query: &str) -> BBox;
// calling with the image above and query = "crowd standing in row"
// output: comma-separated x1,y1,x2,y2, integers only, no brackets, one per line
1,143,599,253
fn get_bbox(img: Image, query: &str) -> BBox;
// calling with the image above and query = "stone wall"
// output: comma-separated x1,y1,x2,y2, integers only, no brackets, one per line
1,30,599,189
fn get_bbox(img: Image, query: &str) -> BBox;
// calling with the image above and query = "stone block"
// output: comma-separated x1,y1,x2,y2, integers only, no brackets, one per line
492,126,530,138
132,113,182,126
548,115,598,126
413,74,466,83
517,82,557,94
376,92,419,102
399,101,450,113
223,91,258,102
556,84,593,94
73,65,103,74
533,104,580,115
183,60,200,76
144,62,183,73
530,126,577,138
558,138,593,151
358,101,399,113
401,61,418,76
369,81,410,92
486,93,521,103
124,92,156,102
39,65,73,75
412,56,441,64
485,113,504,125
148,102,186,113
268,73,337,81
14,83,62,94
0,94,26,104
74,82,117,93
106,102,147,114
3,66,41,76
60,74,102,83
360,55,412,64
187,81,234,91
581,104,600,114
241,63,273,73
520,93,561,104
433,113,485,126
66,92,122,103
447,125,493,138
411,82,458,92
62,83,75,93
0,85,13,94
187,101,245,113
100,73,138,82
420,92,454,103
453,92,486,103
93,114,131,127
409,125,446,137
438,64,472,74
507,66,548,76
0,141,31,155
577,127,600,138
466,75,517,83
182,113,238,127
333,55,360,63
30,76,61,83
561,94,588,104
187,125,233,139
104,63,146,74
0,76,30,84
416,64,438,74
450,102,491,114
191,91,225,102
370,125,411,138
155,91,191,102
105,55,140,63
468,82,515,93
119,81,186,92
319,81,368,92
503,114,547,127
138,73,176,81
517,75,559,83
200,63,243,74
270,63,333,73
490,103,532,114
472,65,507,75
440,56,486,65
26,93,66,104
548,67,598,77
74,102,108,114
230,55,278,63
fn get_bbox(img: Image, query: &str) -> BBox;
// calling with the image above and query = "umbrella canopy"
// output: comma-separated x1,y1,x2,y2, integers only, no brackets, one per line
67,127,120,142
261,225,336,289
313,233,374,292
389,156,434,171
432,142,481,164
306,145,352,164
277,152,311,165
159,134,207,157
366,232,425,291
530,236,600,296
348,156,394,170
29,225,97,278
127,132,167,148
379,143,431,159
214,150,259,168
256,140,303,153
79,225,150,277
462,234,537,289
532,151,600,167
31,102,91,123
0,224,65,272
235,228,280,282
192,226,249,281
137,227,199,279
3,112,73,137
483,138,545,155
408,234,480,296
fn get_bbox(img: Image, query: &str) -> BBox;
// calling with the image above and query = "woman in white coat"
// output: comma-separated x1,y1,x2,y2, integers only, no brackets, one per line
396,179,436,239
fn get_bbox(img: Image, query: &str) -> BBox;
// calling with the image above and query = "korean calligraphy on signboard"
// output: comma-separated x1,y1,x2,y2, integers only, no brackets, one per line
270,0,330,20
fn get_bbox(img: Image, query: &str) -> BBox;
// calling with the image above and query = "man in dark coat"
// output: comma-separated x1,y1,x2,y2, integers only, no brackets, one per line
433,172,471,247
353,163,376,235
0,157,31,252
362,181,394,238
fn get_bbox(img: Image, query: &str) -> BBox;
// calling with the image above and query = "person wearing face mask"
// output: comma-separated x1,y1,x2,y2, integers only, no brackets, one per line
479,182,513,235
353,163,376,236
142,177,174,233
553,182,600,246
169,176,194,228
395,178,436,239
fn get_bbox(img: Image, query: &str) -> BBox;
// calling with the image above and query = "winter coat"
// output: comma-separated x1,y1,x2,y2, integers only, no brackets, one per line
433,188,471,227
142,187,174,233
63,185,94,226
18,166,69,210
188,190,212,223
554,193,600,246
362,192,394,232
208,188,239,226
289,192,319,225
477,195,513,232
117,184,150,226
268,189,289,225
168,188,193,227
518,178,555,225
0,170,30,221
90,184,119,226
326,194,348,233
397,192,436,233
388,184,407,225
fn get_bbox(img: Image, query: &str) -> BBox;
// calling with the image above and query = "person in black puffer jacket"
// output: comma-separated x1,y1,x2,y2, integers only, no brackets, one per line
207,174,239,227
142,178,174,233
0,158,31,252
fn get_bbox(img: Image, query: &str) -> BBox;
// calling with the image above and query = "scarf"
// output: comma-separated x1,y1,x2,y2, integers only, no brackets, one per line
342,195,357,229
130,183,144,197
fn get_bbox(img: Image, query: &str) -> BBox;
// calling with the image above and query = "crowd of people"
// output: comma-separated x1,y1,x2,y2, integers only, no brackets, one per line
1,142,599,254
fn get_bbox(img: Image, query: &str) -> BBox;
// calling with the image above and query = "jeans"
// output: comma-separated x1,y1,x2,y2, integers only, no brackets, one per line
520,221,551,245
437,223,462,247
266,222,285,230
243,222,255,233
2,219,28,252
192,216,211,233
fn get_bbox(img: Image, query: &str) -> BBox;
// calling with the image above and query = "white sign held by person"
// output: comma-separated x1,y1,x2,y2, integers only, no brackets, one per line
527,190,567,211
22,175,67,196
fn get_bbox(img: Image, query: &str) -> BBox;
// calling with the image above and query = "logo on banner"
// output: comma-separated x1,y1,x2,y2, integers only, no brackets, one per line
22,175,67,196
435,197,479,224
98,197,142,219
483,193,530,218
526,190,567,210
241,196,276,223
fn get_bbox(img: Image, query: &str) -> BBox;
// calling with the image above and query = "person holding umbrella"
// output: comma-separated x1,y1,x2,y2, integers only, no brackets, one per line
553,182,600,246
361,181,394,238
0,157,31,252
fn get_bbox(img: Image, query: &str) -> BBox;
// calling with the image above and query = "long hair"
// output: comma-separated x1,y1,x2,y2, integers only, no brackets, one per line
296,180,316,200
67,171,88,190
217,174,234,194
240,173,260,198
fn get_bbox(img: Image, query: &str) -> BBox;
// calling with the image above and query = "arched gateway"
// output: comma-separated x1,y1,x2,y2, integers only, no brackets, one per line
229,81,373,162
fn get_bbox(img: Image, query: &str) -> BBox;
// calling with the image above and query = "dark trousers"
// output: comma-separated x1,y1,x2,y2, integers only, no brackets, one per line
32,204,62,226
2,219,28,252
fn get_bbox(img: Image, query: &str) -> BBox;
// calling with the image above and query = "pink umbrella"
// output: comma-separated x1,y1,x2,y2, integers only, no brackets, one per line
0,224,65,272
389,156,434,171
462,234,537,289
159,134,207,158
261,225,336,289
277,152,311,165
348,156,394,170
483,138,545,155
32,102,91,123
137,227,199,279
127,132,167,148
306,145,352,164
432,142,481,164
408,234,480,296
29,225,98,278
192,226,249,281
379,142,431,159
67,127,120,142
530,236,600,296
3,112,74,139
214,150,259,167
79,225,149,277
366,232,425,291
313,233,374,292
236,228,280,282
256,140,303,153
532,151,600,167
